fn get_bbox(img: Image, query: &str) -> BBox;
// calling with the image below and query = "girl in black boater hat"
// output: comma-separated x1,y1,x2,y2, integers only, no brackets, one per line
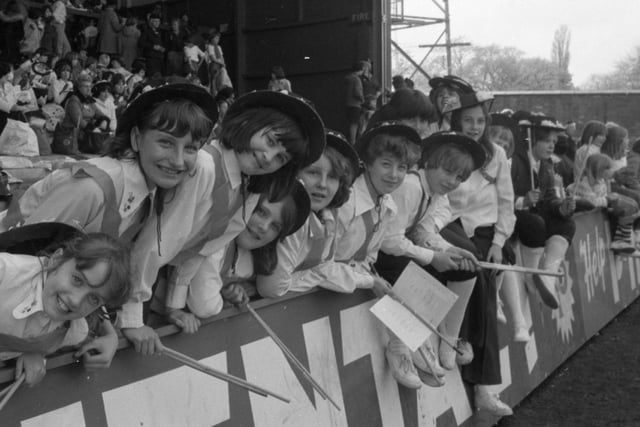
129,90,324,354
444,89,515,416
255,130,360,298
4,82,217,362
376,131,486,386
162,180,310,333
512,111,577,311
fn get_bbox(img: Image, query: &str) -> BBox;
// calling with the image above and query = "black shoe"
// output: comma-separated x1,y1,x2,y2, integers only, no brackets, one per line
532,274,559,309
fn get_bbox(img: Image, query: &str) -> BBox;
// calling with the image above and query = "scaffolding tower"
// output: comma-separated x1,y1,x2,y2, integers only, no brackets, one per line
390,0,469,81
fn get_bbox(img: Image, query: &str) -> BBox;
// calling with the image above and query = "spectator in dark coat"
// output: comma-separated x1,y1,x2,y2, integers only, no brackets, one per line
97,0,122,55
138,13,164,77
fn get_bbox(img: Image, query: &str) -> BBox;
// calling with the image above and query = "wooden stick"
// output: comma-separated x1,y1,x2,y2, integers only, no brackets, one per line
383,288,463,356
526,127,536,192
245,304,342,411
0,373,25,412
162,347,290,403
477,261,564,277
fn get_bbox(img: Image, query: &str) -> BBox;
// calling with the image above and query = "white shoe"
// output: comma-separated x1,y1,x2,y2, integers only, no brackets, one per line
439,336,458,370
412,341,446,378
385,339,421,389
455,340,474,366
513,324,530,343
475,387,513,416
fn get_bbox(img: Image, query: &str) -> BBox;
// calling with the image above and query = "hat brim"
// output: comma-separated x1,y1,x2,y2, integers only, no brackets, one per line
116,83,218,136
288,181,311,236
355,123,422,159
326,131,361,180
227,91,325,167
421,132,486,170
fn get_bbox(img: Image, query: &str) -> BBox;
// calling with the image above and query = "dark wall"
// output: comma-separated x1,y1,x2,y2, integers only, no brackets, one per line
236,0,387,134
493,92,640,138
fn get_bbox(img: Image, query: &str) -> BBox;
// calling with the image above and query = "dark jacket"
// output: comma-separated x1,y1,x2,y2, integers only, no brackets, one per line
138,26,164,59
511,147,564,218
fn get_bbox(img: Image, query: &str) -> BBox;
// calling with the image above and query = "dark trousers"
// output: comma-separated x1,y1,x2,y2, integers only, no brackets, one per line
441,221,505,386
515,210,576,248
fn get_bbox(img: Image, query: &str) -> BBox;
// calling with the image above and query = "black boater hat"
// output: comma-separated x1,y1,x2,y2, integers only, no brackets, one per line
325,129,361,182
421,131,486,170
116,82,218,137
440,90,494,115
226,90,326,167
355,121,422,161
515,111,566,132
428,75,475,104
286,180,311,236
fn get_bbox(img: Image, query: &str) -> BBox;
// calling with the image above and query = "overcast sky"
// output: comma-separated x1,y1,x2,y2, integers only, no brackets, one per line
395,0,640,87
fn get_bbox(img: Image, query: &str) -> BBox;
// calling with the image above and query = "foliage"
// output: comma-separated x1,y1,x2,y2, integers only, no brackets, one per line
583,46,640,90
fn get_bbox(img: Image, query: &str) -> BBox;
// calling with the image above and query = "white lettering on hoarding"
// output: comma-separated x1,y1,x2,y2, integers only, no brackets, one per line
21,401,86,427
579,226,607,302
102,354,230,426
341,301,404,427
241,318,347,427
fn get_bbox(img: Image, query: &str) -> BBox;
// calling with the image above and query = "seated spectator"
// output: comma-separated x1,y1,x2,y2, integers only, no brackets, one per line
93,80,116,133
126,60,146,98
574,120,607,178
0,62,29,119
48,59,74,105
52,74,96,155
268,65,292,94
109,72,127,115
82,56,99,81
64,51,83,82
96,53,111,78
570,153,638,253
109,58,131,79
511,112,576,309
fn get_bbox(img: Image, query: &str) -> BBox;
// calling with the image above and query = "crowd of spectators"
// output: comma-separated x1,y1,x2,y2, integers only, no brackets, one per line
0,0,234,155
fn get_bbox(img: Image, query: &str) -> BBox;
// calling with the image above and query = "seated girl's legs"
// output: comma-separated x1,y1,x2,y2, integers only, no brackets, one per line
439,221,480,368
461,225,501,387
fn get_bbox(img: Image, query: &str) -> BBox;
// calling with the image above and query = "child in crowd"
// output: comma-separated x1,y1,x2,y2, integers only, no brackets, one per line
601,124,640,208
444,90,515,416
48,59,74,105
121,90,324,355
573,120,607,179
487,111,530,342
92,80,116,134
126,60,146,96
183,35,206,76
267,65,292,94
337,122,423,389
428,75,475,131
511,111,576,311
0,232,130,386
256,129,360,297
570,153,639,253
376,131,486,384
164,180,310,331
367,88,438,139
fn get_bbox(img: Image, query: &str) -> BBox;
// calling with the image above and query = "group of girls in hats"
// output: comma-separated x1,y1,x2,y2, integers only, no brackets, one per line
0,71,611,420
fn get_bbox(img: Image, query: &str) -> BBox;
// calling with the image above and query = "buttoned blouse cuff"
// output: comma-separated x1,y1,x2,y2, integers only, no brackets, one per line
115,302,144,329
515,196,526,210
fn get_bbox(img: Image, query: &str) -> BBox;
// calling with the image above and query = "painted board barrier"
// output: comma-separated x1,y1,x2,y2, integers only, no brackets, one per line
1,210,638,426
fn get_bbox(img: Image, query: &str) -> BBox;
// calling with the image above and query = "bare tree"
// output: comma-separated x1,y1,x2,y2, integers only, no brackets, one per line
551,25,573,89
